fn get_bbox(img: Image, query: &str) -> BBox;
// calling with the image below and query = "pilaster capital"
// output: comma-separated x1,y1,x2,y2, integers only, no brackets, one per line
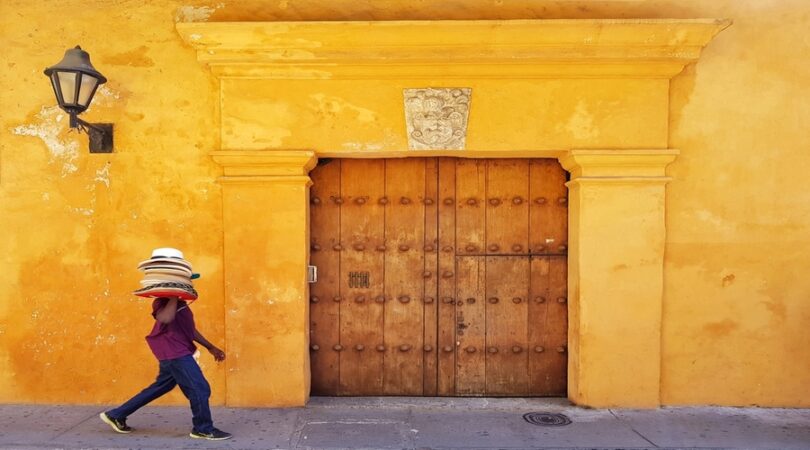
210,150,318,183
560,149,679,182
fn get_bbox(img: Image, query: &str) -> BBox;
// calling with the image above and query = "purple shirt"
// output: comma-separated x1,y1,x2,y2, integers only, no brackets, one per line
145,298,197,360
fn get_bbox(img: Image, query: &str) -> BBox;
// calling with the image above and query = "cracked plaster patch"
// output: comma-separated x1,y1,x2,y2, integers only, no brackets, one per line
175,4,223,22
92,85,120,107
562,100,600,141
11,106,79,176
95,162,111,188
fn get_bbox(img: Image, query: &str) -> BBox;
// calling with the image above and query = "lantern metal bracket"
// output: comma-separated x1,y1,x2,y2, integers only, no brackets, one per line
74,116,113,153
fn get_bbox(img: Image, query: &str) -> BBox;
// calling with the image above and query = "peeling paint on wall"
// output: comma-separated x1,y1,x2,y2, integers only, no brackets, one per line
309,93,377,122
70,207,94,216
562,100,599,141
92,85,121,107
93,334,118,345
175,4,223,23
95,162,111,188
11,106,79,176
11,89,120,178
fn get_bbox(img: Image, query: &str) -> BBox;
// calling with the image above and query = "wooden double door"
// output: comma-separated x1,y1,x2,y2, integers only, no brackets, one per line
309,158,568,396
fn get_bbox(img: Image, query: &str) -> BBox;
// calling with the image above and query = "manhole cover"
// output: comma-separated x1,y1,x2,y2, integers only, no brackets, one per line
523,412,572,426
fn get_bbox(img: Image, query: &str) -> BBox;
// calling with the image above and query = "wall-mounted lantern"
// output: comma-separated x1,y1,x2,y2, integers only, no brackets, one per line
44,46,113,153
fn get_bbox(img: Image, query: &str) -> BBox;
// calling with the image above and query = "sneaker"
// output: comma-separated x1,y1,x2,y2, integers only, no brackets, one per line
99,412,133,434
189,428,233,440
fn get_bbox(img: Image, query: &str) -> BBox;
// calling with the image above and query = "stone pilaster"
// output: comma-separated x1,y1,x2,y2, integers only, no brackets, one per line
211,150,317,407
560,149,678,408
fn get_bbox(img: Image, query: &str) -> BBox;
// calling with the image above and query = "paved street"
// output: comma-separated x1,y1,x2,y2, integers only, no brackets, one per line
1,397,808,449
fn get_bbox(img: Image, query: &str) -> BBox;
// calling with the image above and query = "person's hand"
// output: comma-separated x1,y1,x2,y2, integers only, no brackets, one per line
208,346,226,362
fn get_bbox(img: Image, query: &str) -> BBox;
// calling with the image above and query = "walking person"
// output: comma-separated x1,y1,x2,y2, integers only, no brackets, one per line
100,248,232,440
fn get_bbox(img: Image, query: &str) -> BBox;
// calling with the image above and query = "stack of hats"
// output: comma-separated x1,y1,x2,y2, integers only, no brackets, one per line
133,247,199,301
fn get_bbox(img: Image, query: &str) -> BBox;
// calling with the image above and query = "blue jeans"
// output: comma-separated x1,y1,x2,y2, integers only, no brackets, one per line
107,354,214,434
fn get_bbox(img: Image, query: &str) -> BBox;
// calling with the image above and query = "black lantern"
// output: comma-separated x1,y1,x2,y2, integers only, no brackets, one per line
44,46,113,152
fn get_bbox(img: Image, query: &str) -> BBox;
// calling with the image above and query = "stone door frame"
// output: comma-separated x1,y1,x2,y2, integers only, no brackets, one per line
179,19,729,408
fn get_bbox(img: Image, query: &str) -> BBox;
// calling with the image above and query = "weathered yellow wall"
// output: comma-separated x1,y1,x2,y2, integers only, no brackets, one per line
663,1,810,406
0,1,225,405
1,0,808,407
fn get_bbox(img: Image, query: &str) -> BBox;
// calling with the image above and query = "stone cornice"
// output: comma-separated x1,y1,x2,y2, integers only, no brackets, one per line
177,19,730,79
560,149,679,179
211,150,317,177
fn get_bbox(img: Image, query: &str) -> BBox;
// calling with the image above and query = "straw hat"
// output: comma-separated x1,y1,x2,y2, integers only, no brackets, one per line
133,247,199,300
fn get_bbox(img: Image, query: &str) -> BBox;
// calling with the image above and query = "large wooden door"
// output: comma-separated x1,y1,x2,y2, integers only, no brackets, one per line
309,158,567,396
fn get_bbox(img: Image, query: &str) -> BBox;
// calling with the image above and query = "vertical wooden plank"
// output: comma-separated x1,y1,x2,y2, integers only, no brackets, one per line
546,256,568,395
423,158,439,395
437,158,457,395
383,158,426,395
339,159,385,395
455,159,486,255
455,159,488,395
455,256,486,395
528,256,553,395
528,158,568,396
529,159,569,255
486,159,529,255
309,160,341,395
485,256,530,395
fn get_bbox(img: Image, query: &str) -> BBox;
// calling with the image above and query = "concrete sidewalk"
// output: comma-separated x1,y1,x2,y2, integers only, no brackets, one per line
0,398,808,450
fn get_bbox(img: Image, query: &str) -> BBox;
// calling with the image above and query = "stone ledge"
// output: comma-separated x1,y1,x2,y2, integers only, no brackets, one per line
177,19,730,79
560,149,679,179
211,150,317,177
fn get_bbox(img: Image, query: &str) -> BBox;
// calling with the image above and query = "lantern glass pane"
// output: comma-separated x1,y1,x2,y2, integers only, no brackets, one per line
77,74,99,107
49,75,61,103
57,71,77,104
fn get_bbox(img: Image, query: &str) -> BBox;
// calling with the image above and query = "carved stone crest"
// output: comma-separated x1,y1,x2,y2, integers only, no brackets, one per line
404,88,471,150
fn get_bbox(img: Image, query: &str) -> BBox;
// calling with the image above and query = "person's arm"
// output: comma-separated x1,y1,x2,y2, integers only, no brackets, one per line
193,328,226,362
154,298,179,324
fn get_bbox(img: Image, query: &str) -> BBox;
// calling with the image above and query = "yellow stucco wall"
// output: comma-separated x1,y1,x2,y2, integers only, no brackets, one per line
663,2,810,406
1,0,808,407
0,1,226,405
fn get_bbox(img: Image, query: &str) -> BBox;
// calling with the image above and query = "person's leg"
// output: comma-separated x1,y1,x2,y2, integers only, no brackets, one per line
106,360,177,420
165,355,214,434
